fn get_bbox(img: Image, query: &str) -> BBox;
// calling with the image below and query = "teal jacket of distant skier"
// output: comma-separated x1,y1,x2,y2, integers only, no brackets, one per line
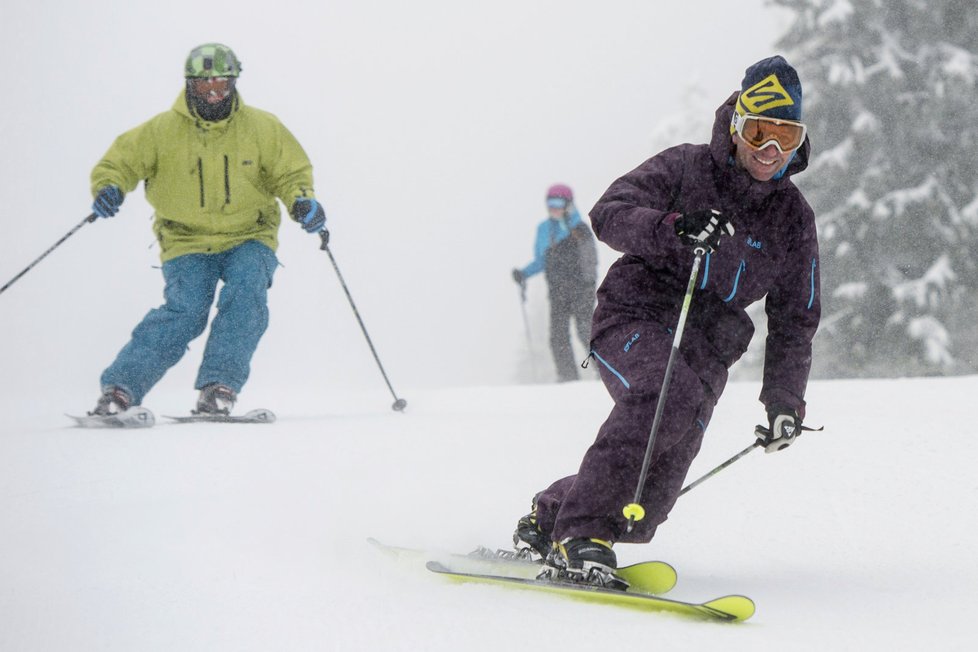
91,92,316,262
519,208,598,283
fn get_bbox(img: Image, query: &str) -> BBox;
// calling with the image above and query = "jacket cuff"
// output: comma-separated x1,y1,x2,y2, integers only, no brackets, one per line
759,387,806,420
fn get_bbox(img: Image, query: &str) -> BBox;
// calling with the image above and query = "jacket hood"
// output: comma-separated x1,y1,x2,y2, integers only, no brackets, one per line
710,91,810,187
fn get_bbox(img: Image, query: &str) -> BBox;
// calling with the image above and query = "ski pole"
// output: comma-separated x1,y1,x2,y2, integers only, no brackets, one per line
517,281,537,379
318,229,407,412
679,441,760,496
679,423,822,496
623,247,706,533
1,213,97,297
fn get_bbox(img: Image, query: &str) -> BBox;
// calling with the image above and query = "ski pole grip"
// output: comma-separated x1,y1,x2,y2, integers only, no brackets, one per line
318,228,331,249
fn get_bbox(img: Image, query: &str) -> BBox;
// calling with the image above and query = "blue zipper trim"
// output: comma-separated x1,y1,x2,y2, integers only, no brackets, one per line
590,349,630,389
696,418,706,431
723,260,746,302
699,253,711,289
808,257,817,309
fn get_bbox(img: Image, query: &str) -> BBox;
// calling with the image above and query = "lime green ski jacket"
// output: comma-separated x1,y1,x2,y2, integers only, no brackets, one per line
91,93,315,262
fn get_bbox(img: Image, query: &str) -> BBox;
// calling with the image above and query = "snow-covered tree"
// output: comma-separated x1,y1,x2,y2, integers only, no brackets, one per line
770,0,978,377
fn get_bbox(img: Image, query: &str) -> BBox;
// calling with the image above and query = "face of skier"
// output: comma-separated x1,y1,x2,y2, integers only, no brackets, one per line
547,196,569,218
732,135,794,182
190,77,234,104
730,112,806,182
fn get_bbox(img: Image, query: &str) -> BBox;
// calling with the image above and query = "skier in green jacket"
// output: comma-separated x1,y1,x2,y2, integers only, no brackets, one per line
87,43,325,417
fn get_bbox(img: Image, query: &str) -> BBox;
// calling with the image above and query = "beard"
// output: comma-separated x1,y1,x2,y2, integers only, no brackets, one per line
185,82,236,122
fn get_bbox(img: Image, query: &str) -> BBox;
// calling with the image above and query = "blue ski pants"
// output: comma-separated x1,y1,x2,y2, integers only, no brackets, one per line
100,240,278,404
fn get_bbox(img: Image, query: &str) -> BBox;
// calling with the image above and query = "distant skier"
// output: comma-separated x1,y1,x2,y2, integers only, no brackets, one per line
511,56,821,586
85,43,325,417
512,184,598,382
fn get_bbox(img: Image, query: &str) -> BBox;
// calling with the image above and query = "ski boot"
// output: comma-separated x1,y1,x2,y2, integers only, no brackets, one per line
480,510,553,562
194,383,237,416
511,511,553,561
540,537,628,591
90,385,133,416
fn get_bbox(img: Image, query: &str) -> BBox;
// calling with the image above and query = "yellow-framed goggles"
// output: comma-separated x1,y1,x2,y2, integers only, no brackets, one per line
732,112,807,153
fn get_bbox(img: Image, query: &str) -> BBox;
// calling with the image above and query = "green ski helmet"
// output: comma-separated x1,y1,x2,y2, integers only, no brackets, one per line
184,43,242,78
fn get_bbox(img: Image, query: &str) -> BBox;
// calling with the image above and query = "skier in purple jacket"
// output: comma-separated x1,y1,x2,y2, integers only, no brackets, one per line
511,56,821,588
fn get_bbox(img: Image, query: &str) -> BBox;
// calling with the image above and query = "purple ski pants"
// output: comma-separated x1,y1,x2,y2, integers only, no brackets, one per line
534,320,716,544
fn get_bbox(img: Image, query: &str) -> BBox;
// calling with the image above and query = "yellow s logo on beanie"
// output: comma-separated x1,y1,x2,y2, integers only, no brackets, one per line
738,74,796,115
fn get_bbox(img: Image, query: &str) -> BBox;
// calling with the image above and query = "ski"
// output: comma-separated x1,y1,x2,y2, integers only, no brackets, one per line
426,561,754,622
369,538,546,580
368,538,677,595
163,408,276,424
67,406,156,429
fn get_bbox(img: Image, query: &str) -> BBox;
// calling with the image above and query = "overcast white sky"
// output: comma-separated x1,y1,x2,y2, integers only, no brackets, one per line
0,0,793,404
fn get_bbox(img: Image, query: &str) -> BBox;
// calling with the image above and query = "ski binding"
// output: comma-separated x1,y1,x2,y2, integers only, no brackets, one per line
67,406,156,429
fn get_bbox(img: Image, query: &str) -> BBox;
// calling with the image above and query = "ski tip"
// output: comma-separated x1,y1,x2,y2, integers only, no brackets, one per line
701,595,756,622
66,413,100,428
366,537,397,556
133,408,156,427
617,560,677,595
243,408,277,423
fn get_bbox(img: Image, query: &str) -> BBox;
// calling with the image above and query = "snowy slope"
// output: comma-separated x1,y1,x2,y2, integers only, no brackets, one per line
1,2,971,650
1,376,975,651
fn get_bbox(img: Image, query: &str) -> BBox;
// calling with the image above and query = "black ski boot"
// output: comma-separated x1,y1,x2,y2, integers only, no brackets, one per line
90,386,133,416
554,537,628,591
511,511,553,561
194,383,237,416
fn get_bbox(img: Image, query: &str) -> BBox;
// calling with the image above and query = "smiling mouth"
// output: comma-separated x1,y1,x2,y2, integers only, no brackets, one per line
754,154,778,166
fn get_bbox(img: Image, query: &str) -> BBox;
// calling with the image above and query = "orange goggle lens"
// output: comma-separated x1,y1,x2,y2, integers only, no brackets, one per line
190,76,233,99
735,114,806,153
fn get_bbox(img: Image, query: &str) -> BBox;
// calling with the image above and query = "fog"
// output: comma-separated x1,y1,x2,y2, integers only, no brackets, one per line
0,0,790,407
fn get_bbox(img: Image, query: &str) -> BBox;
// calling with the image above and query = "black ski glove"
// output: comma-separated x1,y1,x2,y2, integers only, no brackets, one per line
755,407,801,453
92,185,124,218
512,268,526,287
291,198,326,233
673,209,734,253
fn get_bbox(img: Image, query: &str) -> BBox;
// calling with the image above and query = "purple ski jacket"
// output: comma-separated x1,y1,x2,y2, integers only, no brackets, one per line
589,93,820,417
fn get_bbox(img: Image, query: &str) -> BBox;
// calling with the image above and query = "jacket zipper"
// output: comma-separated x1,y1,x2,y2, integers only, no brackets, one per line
723,260,746,302
808,257,817,309
197,158,205,208
223,155,231,205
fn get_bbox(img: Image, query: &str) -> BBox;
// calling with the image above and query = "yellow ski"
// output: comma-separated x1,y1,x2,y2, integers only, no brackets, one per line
426,561,754,622
369,538,677,595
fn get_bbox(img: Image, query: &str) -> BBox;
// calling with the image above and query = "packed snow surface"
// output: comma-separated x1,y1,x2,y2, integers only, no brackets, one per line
1,375,975,651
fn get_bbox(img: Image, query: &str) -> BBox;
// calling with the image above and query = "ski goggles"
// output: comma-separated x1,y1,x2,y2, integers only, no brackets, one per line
189,76,234,101
732,112,807,153
546,197,569,209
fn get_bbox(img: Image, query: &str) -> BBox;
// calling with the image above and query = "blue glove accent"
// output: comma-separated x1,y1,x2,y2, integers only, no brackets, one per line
92,185,124,218
291,198,326,233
